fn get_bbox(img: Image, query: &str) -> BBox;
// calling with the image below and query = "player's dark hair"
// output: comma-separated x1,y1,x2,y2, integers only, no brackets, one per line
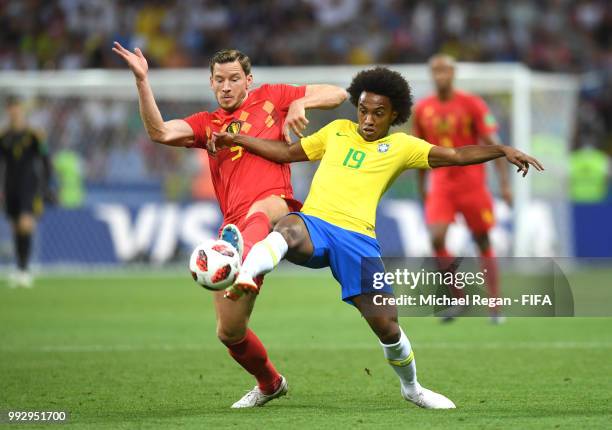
209,49,252,76
5,95,22,107
347,67,413,126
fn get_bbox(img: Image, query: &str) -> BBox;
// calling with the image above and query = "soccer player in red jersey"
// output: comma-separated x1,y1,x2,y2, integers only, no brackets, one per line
412,54,511,323
112,43,347,407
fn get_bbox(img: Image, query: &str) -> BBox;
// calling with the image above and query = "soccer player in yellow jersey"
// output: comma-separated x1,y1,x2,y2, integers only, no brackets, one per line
211,68,543,409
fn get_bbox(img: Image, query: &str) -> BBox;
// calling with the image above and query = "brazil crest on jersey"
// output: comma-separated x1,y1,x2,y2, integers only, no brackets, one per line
299,119,433,237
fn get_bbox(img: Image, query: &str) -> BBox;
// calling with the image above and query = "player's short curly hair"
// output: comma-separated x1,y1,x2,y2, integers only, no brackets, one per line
347,67,413,126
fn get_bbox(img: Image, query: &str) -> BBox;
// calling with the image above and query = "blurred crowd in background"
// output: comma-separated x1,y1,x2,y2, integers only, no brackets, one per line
1,0,611,203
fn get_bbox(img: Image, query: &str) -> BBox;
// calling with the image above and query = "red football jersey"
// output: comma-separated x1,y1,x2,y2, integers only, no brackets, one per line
413,90,498,192
184,84,306,224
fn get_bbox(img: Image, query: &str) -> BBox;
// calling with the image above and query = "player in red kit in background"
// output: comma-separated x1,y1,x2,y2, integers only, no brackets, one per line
412,54,510,324
112,43,347,407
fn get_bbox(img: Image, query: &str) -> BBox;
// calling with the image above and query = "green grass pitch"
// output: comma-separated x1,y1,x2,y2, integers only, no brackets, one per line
1,271,611,429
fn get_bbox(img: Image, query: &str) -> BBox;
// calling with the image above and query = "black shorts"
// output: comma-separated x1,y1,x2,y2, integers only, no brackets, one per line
4,188,43,220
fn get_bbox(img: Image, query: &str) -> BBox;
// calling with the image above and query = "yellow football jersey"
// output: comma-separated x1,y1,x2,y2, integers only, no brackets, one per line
300,119,433,238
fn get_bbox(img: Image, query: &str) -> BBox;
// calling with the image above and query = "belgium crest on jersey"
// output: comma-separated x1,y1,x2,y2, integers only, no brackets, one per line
227,120,242,134
377,143,390,153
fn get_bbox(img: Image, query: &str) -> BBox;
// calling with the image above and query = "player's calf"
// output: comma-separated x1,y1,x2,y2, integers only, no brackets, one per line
354,295,455,409
382,328,455,409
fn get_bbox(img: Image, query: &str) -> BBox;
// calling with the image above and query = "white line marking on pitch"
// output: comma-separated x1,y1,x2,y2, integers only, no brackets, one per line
1,341,611,353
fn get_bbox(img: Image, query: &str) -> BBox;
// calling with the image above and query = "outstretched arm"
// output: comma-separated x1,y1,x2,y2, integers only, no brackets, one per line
212,132,309,163
428,145,544,177
283,85,347,142
112,42,194,147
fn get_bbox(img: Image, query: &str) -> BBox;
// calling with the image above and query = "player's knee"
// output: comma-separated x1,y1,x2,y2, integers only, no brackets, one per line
216,324,247,346
374,319,401,344
16,215,35,234
248,195,288,224
274,222,302,249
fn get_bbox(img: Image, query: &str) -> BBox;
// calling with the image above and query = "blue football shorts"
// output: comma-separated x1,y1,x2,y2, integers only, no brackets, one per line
289,212,392,304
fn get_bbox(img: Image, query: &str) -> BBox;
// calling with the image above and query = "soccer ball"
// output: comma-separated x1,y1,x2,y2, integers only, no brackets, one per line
189,239,241,291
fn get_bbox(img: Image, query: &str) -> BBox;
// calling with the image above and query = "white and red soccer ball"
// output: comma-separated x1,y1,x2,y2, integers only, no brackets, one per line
189,239,241,290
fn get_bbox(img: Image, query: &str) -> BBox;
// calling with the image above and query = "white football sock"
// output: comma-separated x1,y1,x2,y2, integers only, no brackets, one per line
241,231,288,278
381,328,419,395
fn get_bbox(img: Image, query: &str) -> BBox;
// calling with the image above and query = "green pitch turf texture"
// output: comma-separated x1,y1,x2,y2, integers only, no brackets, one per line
1,271,611,429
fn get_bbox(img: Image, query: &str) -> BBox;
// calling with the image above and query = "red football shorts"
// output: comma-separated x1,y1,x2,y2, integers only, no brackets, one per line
425,187,495,234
